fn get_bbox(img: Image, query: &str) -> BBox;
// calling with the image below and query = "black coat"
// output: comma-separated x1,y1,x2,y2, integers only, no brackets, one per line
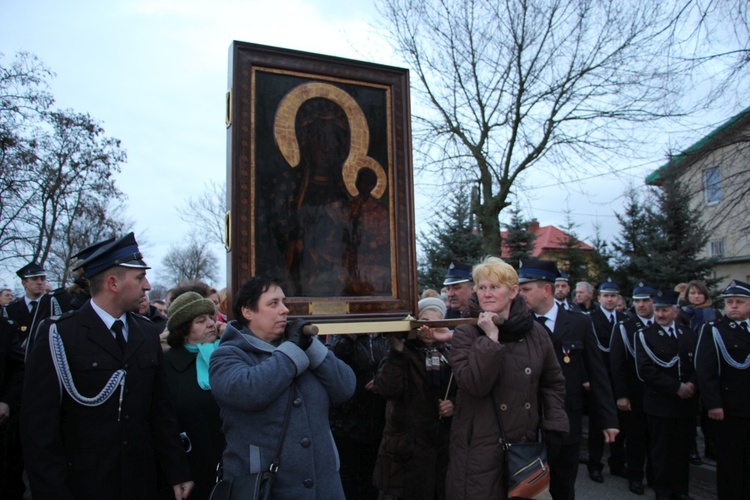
635,322,698,418
549,307,618,444
162,345,225,500
0,317,24,414
20,301,190,500
695,317,750,417
610,316,650,410
6,290,71,352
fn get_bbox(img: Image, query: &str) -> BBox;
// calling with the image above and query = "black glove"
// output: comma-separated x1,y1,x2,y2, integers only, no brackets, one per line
285,318,312,350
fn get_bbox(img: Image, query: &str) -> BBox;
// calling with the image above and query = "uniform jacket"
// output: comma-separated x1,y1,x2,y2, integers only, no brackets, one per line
372,340,456,500
445,298,568,499
610,316,650,409
7,289,73,360
162,345,225,500
549,307,617,443
209,321,355,500
695,316,750,417
20,301,191,500
635,322,698,417
590,307,627,371
328,333,388,443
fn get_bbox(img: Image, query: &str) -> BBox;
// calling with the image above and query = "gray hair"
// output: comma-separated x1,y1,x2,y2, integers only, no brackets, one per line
575,281,594,294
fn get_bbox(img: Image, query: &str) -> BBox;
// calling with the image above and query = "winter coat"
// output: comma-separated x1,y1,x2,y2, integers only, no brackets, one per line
446,298,568,499
162,345,225,500
209,321,355,500
372,340,456,500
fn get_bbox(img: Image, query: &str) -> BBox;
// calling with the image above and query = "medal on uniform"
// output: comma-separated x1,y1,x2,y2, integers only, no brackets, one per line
563,347,571,364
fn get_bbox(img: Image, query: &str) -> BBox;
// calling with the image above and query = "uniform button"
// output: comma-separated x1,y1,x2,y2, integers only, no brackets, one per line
92,362,98,367
303,479,314,488
123,440,128,446
293,398,302,408
524,367,531,375
300,437,311,448
125,415,130,420
524,402,531,409
123,363,129,369
521,436,528,442
500,404,508,411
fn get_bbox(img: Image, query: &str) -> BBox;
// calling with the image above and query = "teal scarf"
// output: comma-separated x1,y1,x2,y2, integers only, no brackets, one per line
183,340,220,390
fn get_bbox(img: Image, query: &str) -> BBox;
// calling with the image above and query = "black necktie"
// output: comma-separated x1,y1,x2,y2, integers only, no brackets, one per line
112,320,126,353
667,326,675,338
740,322,749,333
647,320,653,327
536,316,552,334
29,300,38,315
608,314,615,328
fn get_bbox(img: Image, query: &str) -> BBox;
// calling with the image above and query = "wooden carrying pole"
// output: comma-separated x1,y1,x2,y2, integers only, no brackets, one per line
301,315,503,336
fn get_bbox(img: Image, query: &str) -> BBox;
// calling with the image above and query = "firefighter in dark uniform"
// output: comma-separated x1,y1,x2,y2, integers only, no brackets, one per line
442,262,474,319
587,278,628,482
5,262,69,353
695,279,750,499
610,282,656,495
20,233,193,500
518,259,619,500
635,289,698,500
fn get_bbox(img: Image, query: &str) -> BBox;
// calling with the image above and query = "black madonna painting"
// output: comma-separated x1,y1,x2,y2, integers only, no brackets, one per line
226,42,416,319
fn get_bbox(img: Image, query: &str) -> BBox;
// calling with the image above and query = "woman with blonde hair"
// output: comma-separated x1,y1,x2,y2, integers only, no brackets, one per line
446,256,568,498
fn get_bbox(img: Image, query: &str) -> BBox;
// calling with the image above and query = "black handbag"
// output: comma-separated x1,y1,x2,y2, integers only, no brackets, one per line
490,393,550,499
209,387,295,500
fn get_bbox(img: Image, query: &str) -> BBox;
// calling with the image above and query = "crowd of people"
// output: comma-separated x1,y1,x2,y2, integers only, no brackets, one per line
1,233,749,500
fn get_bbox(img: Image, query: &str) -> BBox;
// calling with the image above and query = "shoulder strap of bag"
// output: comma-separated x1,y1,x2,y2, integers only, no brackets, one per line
268,385,296,473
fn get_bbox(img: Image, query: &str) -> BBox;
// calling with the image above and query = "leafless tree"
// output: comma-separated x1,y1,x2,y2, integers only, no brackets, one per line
180,180,226,247
376,0,690,253
160,234,220,286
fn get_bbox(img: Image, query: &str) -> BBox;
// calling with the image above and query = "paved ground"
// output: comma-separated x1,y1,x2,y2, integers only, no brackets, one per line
577,416,717,499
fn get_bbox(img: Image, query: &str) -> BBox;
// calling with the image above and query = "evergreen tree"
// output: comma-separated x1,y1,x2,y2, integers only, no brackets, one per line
588,222,614,284
502,208,537,269
644,180,721,289
557,211,589,286
417,187,484,290
612,182,720,293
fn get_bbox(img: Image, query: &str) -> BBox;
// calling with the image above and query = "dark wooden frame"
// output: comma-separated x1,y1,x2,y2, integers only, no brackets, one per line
225,41,417,322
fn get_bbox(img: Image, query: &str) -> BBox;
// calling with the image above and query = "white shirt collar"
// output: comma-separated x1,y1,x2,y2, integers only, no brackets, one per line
536,302,560,332
90,299,128,339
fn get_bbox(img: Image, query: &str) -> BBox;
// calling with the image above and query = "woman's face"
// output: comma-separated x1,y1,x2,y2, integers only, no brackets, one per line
688,287,706,305
185,314,217,345
242,285,289,343
476,277,518,317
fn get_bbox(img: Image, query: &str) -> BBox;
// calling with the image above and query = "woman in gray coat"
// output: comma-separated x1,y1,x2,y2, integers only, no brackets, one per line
209,276,356,500
446,257,568,499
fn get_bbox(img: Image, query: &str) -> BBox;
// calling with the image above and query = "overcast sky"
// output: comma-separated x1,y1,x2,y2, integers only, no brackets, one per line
0,0,741,291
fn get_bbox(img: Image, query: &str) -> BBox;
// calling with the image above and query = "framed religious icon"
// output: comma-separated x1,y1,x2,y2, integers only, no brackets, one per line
225,41,417,322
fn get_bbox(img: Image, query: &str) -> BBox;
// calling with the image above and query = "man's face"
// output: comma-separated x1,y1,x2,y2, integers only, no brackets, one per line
22,276,46,299
654,306,678,326
153,302,167,317
633,298,654,319
519,282,551,314
554,281,570,301
575,285,592,305
599,292,619,312
115,268,151,313
445,282,473,311
0,290,13,306
724,297,750,322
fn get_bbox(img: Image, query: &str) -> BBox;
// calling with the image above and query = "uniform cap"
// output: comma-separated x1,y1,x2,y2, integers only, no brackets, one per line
16,262,46,279
518,259,558,283
443,262,473,286
721,280,750,298
77,232,150,279
597,278,620,293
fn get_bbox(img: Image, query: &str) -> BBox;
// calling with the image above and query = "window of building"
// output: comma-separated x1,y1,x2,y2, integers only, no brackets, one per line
710,239,725,257
704,167,722,205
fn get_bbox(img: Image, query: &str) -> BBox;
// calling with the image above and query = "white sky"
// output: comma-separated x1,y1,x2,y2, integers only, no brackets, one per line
0,0,742,291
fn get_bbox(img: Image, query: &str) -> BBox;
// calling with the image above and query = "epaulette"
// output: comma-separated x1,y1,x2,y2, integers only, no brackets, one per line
48,310,77,324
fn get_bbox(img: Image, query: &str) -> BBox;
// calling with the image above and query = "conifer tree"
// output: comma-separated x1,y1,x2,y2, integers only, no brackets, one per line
502,207,537,269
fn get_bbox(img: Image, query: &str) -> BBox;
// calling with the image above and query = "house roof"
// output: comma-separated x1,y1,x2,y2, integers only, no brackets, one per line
500,221,594,259
646,105,750,186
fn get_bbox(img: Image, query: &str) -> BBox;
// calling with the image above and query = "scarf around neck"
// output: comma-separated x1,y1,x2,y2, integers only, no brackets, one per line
183,340,221,390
